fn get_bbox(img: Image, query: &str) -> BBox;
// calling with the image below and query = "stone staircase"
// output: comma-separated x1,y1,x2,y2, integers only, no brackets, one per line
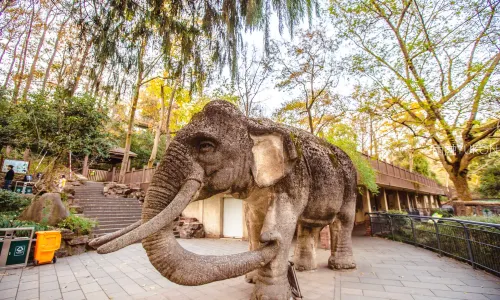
74,181,143,237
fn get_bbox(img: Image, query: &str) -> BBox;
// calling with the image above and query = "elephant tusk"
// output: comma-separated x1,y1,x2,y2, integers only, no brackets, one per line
97,166,204,254
88,220,142,249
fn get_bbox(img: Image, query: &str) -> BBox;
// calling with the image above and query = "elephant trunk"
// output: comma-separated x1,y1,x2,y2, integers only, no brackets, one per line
96,141,280,285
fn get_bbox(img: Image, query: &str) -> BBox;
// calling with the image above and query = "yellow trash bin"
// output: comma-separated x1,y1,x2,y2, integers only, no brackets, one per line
33,231,61,265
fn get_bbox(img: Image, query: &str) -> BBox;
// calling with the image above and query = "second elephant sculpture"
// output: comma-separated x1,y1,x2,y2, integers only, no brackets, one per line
90,100,357,300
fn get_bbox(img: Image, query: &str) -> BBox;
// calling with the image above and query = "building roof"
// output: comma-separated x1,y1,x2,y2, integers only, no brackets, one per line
109,147,138,159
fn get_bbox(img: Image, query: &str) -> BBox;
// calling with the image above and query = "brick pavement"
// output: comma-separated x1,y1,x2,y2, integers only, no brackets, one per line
1,235,499,300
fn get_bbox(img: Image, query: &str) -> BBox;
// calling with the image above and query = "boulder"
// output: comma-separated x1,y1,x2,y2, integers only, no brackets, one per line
18,193,70,226
70,205,84,214
74,174,88,182
63,185,75,195
67,235,88,246
174,216,205,239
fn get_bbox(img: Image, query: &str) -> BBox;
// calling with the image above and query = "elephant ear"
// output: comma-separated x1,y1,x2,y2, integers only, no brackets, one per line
248,119,298,187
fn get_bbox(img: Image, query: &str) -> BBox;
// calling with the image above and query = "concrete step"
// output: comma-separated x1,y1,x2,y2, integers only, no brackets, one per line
83,212,142,217
97,223,138,229
94,217,141,226
78,201,138,204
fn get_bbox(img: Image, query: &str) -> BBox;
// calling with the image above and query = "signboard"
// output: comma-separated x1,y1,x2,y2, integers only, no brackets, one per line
1,159,29,174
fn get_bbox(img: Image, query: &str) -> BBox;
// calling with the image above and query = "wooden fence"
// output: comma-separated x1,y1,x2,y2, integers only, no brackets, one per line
88,167,156,184
87,169,110,182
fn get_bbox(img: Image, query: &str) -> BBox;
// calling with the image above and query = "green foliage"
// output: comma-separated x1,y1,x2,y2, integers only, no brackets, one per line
453,216,500,225
0,88,20,151
14,91,111,159
0,211,50,233
386,209,408,215
431,209,453,218
478,164,500,198
323,124,378,193
0,190,32,212
57,215,97,235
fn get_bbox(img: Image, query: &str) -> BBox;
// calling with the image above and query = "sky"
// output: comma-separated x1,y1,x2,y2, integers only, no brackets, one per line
223,10,357,118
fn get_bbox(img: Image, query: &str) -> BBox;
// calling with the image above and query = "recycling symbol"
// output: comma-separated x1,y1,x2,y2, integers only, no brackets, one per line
14,245,25,256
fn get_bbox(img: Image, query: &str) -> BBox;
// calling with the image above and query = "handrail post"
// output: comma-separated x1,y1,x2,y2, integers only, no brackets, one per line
432,219,442,256
388,215,394,239
462,223,475,269
410,217,417,246
368,213,374,236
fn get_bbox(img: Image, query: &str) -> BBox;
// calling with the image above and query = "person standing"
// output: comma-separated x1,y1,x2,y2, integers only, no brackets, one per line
3,165,14,190
58,175,66,192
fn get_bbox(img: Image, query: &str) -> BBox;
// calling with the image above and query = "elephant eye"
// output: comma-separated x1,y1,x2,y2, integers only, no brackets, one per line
199,141,215,153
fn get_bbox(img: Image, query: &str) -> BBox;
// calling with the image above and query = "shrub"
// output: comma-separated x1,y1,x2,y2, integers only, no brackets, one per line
0,190,32,212
0,212,50,234
57,215,98,235
386,209,408,215
431,208,453,218
453,216,500,225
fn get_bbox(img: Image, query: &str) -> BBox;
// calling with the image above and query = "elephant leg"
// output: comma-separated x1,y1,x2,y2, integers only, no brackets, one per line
293,222,321,271
328,198,356,269
244,202,266,284
251,194,299,300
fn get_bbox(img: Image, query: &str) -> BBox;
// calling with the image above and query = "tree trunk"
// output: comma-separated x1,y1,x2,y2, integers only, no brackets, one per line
147,85,166,168
22,148,30,161
2,34,22,88
23,8,54,100
42,16,69,92
307,108,314,134
68,39,92,97
0,32,14,64
12,4,37,103
119,38,147,183
449,171,472,201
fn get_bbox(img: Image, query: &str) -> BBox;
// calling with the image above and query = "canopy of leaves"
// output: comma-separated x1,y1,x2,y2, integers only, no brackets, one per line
478,164,500,198
8,90,111,160
323,124,378,193
85,0,318,83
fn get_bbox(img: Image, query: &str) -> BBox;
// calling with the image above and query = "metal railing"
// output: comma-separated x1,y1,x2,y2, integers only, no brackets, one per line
367,212,500,276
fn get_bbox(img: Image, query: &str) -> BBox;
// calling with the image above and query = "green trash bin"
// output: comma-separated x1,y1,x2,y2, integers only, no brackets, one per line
0,227,35,269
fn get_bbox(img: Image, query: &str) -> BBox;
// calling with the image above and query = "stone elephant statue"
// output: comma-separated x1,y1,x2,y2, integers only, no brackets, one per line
90,100,357,300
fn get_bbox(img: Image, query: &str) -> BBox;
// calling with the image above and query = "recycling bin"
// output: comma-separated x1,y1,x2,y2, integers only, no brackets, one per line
33,231,61,265
0,227,35,269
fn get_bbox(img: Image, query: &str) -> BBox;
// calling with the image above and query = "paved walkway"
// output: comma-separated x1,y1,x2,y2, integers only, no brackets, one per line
1,235,499,300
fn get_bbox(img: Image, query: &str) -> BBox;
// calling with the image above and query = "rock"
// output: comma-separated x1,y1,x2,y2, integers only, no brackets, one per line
74,174,88,182
174,216,205,239
70,205,83,214
63,186,75,195
18,193,70,226
116,184,128,189
72,181,81,186
60,229,75,240
67,235,88,246
103,186,109,193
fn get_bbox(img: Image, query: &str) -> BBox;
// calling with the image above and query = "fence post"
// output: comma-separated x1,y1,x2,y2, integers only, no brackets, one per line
432,219,442,256
368,213,374,236
388,215,394,239
410,217,417,246
142,166,146,183
462,224,476,269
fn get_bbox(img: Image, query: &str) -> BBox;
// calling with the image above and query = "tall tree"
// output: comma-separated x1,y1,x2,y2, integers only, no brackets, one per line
273,27,346,135
12,2,38,103
331,0,500,200
118,37,148,183
22,5,55,99
234,45,275,117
